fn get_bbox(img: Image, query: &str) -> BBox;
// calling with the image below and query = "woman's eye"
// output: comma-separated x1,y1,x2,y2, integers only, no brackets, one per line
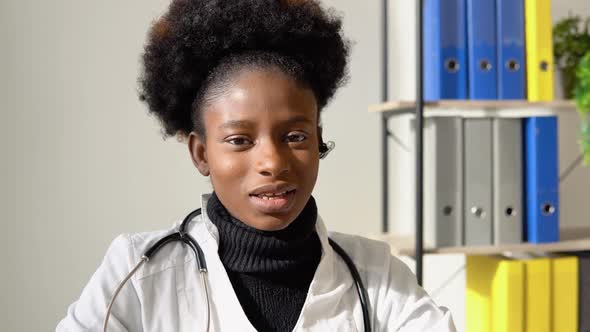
226,137,252,145
286,133,308,143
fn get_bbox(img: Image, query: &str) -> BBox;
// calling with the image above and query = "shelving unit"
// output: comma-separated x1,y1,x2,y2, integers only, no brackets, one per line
375,0,586,287
376,0,590,328
371,99,587,258
371,98,581,276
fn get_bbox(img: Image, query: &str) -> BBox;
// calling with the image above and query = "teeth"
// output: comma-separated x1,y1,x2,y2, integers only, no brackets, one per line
258,190,289,199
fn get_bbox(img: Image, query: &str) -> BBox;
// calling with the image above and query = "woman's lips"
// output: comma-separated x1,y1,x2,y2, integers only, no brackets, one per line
249,189,297,214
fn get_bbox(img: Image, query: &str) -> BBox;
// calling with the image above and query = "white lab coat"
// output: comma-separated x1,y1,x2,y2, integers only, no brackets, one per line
56,194,456,331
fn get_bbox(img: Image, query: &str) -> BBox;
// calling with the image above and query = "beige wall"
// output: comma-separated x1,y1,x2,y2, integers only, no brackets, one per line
1,0,589,331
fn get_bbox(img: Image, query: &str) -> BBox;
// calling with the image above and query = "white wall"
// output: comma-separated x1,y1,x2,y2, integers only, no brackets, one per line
2,0,589,331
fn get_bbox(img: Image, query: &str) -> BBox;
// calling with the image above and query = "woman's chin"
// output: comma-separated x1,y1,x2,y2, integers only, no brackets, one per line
247,214,295,231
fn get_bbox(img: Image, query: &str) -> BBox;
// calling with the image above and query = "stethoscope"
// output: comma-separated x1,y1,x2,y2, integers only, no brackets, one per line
102,141,372,331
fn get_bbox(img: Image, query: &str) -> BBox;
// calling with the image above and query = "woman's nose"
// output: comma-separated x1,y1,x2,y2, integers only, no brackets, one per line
255,140,290,177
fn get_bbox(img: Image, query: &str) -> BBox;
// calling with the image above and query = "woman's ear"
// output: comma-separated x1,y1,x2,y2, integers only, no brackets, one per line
188,132,210,176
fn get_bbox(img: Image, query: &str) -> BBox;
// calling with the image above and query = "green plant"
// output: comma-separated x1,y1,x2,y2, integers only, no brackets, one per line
575,51,590,165
553,15,590,98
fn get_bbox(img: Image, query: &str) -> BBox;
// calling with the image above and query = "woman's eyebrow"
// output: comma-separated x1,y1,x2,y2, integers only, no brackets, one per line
219,116,313,130
284,115,313,126
218,120,254,130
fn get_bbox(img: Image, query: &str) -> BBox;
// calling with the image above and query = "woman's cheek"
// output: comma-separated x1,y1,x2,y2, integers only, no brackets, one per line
294,149,319,170
212,154,248,177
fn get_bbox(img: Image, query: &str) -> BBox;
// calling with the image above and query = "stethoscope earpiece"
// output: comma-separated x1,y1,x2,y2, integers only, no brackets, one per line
319,140,335,159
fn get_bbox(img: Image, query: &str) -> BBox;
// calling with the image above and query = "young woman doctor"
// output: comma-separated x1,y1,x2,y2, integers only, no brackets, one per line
56,0,456,331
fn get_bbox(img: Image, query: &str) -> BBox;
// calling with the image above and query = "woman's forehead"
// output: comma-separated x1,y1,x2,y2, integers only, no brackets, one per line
203,68,319,127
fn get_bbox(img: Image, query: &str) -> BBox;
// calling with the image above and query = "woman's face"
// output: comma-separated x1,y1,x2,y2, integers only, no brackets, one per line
188,68,320,231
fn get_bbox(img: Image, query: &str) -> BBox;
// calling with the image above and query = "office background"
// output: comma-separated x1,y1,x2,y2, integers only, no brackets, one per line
0,0,588,330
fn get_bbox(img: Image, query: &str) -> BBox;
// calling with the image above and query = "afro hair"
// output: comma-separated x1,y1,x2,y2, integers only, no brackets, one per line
138,0,350,139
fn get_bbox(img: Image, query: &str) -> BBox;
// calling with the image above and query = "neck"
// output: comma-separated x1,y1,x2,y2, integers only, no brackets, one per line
206,192,321,274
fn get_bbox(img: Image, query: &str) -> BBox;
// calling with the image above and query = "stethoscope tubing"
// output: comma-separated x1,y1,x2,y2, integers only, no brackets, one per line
328,238,372,332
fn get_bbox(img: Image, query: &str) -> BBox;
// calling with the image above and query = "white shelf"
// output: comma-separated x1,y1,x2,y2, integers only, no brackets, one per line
367,227,590,257
368,100,577,118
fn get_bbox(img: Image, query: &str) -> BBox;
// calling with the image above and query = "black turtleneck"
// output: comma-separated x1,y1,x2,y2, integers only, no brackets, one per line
206,192,322,332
